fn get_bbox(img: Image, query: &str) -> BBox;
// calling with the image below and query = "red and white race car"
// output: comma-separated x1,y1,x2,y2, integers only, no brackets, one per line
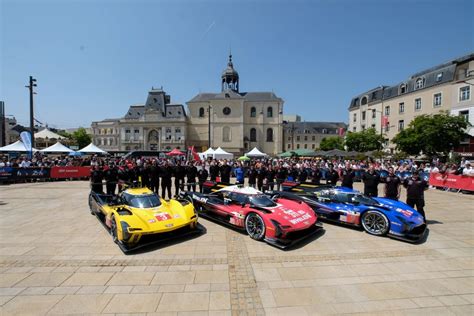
181,186,323,248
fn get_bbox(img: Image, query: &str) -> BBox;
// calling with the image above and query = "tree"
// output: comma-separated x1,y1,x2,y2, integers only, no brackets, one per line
344,128,384,152
319,136,344,151
72,127,92,149
392,111,469,157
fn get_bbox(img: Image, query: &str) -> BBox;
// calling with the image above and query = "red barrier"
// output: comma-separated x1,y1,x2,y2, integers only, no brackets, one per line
429,173,474,191
50,166,91,179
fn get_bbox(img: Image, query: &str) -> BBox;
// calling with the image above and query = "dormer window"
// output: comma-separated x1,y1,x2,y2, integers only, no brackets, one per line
436,73,443,82
199,107,205,117
415,78,424,90
153,98,157,103
361,96,368,105
399,84,407,94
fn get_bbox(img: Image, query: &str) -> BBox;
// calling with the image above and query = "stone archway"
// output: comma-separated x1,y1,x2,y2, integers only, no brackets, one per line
148,129,160,151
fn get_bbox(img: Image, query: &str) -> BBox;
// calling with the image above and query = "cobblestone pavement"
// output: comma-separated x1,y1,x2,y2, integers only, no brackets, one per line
0,181,473,315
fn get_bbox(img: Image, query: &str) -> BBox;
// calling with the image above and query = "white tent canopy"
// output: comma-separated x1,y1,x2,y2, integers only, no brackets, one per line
40,142,74,153
0,140,37,152
245,147,267,158
34,128,64,139
212,147,234,160
78,143,108,154
202,147,215,157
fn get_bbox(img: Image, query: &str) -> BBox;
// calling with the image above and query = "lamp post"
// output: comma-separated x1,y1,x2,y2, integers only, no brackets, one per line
25,76,37,148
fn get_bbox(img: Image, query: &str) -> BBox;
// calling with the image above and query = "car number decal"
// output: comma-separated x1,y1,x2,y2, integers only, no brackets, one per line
155,213,172,221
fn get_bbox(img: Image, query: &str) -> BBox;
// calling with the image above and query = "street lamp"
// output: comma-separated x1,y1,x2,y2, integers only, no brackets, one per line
25,76,37,148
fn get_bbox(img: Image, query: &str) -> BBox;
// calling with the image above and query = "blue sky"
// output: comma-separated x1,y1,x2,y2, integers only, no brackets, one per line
1,0,473,129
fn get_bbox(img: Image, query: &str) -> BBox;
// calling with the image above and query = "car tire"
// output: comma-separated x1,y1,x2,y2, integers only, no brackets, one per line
245,213,266,241
110,215,119,243
361,210,390,236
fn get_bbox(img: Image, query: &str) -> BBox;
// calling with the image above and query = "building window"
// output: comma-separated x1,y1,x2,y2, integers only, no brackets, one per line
433,93,442,107
322,128,327,134
385,106,390,116
362,111,366,121
250,107,256,117
436,73,443,82
125,129,130,134
287,144,291,149
223,126,231,142
175,128,181,134
372,109,376,119
266,128,273,142
352,127,356,132
415,98,422,111
287,136,291,141
296,136,300,141
459,110,469,122
361,125,366,131
166,128,171,133
312,144,315,149
250,128,257,142
371,124,376,128
296,144,300,149
223,107,231,115
460,86,470,101
399,84,407,94
353,113,357,122
267,107,273,118
312,136,315,141
361,96,368,105
134,129,139,134
304,144,308,149
415,78,424,90
199,107,205,117
398,120,404,131
399,102,405,114
304,136,308,141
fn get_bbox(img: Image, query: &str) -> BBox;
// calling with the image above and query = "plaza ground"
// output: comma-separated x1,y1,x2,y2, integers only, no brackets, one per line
0,181,473,315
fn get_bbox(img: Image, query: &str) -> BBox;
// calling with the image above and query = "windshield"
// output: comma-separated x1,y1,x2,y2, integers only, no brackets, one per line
248,195,277,207
316,191,379,206
123,193,161,208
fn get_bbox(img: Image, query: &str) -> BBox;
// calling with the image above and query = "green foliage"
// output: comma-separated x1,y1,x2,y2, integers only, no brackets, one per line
72,127,92,149
344,128,384,152
57,130,72,139
319,136,344,151
392,111,469,157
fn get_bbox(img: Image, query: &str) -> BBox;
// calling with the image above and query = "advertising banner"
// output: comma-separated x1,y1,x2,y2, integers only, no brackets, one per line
50,166,91,179
429,173,474,191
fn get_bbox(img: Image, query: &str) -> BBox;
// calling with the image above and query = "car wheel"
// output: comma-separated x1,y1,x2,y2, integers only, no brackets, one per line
245,213,266,241
361,210,390,236
110,215,119,243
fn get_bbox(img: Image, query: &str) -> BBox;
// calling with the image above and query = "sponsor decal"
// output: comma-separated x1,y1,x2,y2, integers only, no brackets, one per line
339,211,360,224
148,219,156,223
395,208,413,217
192,194,208,203
174,214,181,219
155,212,172,221
165,223,174,228
289,213,312,225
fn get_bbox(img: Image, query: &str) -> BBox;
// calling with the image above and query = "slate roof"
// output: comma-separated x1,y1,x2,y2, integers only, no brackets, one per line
188,91,282,103
124,105,145,119
284,121,347,134
348,53,474,110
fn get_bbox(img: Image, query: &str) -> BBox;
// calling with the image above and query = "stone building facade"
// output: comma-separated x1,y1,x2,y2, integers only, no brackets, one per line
283,120,347,151
348,53,474,153
186,54,284,155
91,88,187,152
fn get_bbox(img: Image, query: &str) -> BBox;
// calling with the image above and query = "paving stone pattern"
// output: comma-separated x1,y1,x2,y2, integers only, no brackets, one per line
0,181,473,315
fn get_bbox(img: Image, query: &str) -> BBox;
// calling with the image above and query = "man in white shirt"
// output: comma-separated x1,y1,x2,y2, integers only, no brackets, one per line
462,162,474,177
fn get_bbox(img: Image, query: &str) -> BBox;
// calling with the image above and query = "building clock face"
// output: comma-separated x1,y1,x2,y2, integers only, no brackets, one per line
223,107,231,115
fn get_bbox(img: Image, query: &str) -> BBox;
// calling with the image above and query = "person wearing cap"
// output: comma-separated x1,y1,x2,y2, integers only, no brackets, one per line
403,170,428,220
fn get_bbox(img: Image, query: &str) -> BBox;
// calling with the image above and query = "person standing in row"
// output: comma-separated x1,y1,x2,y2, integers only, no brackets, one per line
197,165,208,193
403,170,428,220
104,163,118,195
149,160,160,194
276,165,288,190
220,160,232,184
90,165,104,194
340,163,355,189
248,165,257,188
160,161,173,200
209,161,219,182
326,164,339,185
265,165,276,190
384,167,401,200
186,162,197,192
256,165,266,191
362,165,380,197
174,161,186,196
234,163,245,185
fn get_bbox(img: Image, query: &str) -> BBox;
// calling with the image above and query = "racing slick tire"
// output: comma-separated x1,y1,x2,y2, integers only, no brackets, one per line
110,215,119,243
361,210,390,236
245,213,266,241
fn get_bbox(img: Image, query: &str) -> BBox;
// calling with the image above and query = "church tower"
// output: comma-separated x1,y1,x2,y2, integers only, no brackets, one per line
221,54,239,92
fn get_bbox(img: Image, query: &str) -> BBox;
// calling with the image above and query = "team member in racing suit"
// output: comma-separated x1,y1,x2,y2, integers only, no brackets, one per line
219,160,232,184
275,165,288,190
104,163,118,195
209,161,219,182
90,165,104,194
383,167,401,200
197,164,208,193
149,160,160,194
160,161,173,199
403,170,428,220
186,161,198,191
174,161,186,196
341,163,355,189
247,165,257,188
326,164,339,185
361,165,380,197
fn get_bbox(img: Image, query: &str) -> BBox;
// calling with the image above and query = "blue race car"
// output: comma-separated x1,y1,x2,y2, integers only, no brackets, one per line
268,184,426,242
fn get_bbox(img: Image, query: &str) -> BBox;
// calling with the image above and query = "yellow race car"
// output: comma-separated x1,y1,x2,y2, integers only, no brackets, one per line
89,187,201,252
